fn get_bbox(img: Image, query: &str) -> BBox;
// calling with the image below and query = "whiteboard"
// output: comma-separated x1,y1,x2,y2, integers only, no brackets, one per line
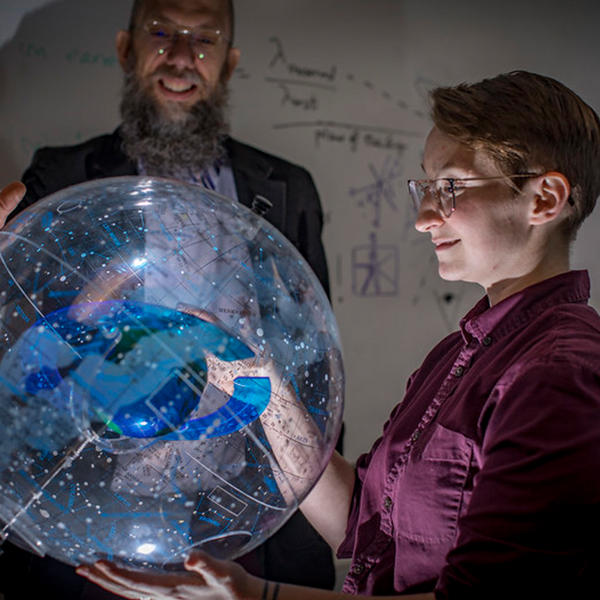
1,0,600,463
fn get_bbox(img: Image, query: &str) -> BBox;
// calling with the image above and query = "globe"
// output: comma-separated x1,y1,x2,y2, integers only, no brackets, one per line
0,176,343,571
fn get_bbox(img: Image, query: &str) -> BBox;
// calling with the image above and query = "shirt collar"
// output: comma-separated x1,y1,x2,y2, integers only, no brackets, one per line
459,270,591,344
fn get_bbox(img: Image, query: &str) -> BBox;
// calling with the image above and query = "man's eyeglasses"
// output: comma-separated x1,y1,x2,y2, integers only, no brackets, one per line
407,174,550,218
140,19,230,60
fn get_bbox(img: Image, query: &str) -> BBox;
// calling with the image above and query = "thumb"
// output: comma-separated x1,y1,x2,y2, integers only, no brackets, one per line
0,182,26,225
185,551,261,599
184,550,212,573
184,551,227,590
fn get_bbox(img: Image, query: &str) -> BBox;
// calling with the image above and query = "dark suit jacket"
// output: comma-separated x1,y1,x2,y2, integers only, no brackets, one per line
0,130,335,598
15,129,330,297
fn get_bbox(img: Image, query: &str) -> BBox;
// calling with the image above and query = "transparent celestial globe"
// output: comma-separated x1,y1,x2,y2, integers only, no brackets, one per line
0,176,343,571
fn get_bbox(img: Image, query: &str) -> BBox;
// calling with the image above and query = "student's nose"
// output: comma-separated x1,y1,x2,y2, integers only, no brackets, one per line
414,193,445,232
164,32,197,69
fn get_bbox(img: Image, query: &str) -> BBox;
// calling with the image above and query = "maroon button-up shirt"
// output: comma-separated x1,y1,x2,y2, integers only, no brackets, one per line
338,270,600,597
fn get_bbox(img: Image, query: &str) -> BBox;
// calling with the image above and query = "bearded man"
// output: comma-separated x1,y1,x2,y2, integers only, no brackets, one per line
9,0,329,293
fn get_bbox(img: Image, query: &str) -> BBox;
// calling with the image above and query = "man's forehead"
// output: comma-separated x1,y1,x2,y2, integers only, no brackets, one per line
139,0,230,25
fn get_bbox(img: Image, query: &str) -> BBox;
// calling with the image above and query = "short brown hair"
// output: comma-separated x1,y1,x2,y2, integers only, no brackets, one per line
128,0,235,45
430,71,600,239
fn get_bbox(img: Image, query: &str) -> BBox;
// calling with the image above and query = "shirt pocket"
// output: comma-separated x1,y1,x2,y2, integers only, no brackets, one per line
392,423,473,544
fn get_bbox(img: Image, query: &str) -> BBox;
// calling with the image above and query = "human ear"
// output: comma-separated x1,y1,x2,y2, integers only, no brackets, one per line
529,171,571,225
221,47,241,83
115,30,132,72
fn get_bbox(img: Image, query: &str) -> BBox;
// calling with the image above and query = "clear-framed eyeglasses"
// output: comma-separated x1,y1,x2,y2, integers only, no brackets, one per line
140,19,230,60
407,173,544,218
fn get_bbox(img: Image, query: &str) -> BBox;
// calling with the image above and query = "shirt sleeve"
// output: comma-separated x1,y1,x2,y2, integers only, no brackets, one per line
436,359,600,598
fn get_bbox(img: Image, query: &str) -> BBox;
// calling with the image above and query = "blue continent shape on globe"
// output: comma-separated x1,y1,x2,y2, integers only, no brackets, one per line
0,176,343,571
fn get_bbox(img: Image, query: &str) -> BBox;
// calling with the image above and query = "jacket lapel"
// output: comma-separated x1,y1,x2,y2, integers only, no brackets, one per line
86,128,137,180
225,138,287,233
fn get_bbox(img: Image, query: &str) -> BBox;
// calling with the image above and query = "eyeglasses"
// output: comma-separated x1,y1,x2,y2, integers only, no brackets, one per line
407,173,543,218
140,19,230,60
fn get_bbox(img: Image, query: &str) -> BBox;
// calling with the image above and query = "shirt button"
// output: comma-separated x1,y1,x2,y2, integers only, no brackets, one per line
410,430,420,442
454,366,464,377
482,336,492,346
352,563,365,576
384,496,393,511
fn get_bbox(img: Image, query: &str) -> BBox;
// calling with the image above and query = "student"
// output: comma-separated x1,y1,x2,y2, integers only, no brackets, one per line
19,70,600,598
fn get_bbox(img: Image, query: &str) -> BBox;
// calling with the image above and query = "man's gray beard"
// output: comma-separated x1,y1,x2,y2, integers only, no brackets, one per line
119,71,230,178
